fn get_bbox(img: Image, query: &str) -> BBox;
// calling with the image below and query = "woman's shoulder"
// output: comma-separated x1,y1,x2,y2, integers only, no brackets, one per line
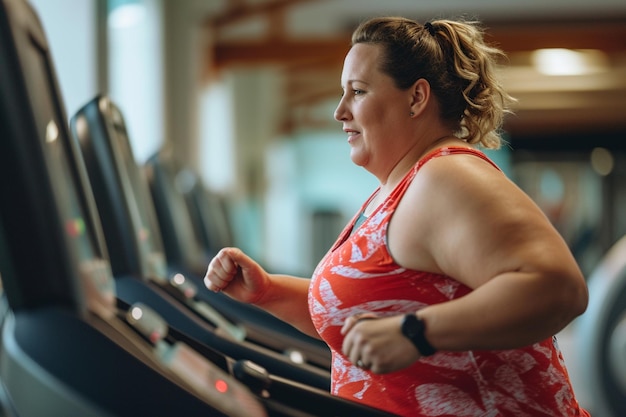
390,145,517,263
412,146,506,196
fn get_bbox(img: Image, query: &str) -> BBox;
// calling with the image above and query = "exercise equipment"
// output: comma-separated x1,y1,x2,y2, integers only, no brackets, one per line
144,146,331,368
70,95,331,386
574,234,626,417
183,172,235,256
0,0,258,414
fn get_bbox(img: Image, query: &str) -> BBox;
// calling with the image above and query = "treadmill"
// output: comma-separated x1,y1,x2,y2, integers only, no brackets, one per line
143,146,331,366
0,0,265,415
573,234,626,417
182,171,235,257
69,95,332,384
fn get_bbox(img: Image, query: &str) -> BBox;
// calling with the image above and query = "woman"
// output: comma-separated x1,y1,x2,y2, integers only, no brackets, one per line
205,16,590,417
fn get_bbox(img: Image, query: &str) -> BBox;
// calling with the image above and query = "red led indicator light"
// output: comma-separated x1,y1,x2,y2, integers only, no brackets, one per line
214,379,228,393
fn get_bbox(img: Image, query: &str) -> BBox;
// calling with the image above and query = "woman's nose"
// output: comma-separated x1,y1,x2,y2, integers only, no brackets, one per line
334,98,349,122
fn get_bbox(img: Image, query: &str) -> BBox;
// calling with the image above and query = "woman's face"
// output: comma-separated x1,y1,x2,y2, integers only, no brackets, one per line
334,43,413,174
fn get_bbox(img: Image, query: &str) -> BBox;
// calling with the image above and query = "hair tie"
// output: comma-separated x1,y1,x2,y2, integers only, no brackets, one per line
424,21,435,36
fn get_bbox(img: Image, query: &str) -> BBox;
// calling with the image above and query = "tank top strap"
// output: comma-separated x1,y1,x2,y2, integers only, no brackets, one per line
385,146,500,209
429,146,501,170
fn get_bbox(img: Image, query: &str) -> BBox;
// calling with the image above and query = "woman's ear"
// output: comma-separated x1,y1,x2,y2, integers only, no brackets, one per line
409,78,431,118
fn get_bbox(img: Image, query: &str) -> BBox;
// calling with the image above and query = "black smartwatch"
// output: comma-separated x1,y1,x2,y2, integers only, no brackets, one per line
401,313,436,356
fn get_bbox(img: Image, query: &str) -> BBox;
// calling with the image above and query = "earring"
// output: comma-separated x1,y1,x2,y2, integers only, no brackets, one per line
410,111,415,117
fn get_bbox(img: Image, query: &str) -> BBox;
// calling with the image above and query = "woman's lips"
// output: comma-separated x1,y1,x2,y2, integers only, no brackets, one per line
346,130,361,143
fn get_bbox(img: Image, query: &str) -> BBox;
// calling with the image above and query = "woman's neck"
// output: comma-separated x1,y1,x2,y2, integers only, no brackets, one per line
385,135,459,184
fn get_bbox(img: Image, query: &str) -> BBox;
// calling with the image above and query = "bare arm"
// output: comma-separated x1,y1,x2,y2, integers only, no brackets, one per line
205,247,320,338
254,273,318,337
389,154,588,351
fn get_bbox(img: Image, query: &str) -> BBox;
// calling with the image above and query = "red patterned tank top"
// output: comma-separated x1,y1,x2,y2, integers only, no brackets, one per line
308,147,589,417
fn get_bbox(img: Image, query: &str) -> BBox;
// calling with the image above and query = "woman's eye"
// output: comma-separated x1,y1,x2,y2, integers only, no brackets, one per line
353,89,364,95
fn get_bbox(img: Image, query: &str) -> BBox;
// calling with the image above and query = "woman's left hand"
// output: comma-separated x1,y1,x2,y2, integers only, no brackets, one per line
341,314,422,373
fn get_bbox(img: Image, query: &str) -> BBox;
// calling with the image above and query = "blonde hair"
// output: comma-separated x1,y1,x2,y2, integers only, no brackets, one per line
351,17,515,149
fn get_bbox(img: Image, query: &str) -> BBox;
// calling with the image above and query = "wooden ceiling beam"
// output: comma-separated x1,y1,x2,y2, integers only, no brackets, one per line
211,18,626,70
486,20,626,52
212,38,351,69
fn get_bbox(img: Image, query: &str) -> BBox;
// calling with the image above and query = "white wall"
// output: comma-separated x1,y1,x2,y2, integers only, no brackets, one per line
29,0,98,119
264,131,378,274
108,0,164,163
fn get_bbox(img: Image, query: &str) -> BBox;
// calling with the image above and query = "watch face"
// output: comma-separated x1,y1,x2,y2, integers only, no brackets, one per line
402,313,436,356
402,314,421,339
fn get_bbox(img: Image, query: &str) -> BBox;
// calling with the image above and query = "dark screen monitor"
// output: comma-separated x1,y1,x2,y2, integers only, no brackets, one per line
0,0,114,316
108,100,169,279
71,96,168,282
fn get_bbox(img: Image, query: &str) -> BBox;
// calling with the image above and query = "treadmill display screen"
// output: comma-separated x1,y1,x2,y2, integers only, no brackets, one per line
20,22,115,316
108,105,168,280
28,31,116,318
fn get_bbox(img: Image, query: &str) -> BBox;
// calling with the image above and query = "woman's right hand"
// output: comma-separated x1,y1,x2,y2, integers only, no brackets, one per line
203,247,270,305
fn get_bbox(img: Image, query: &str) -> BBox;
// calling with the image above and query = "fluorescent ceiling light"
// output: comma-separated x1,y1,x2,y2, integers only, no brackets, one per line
531,48,609,76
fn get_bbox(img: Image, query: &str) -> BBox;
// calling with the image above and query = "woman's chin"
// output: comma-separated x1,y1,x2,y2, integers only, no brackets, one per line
349,152,368,167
